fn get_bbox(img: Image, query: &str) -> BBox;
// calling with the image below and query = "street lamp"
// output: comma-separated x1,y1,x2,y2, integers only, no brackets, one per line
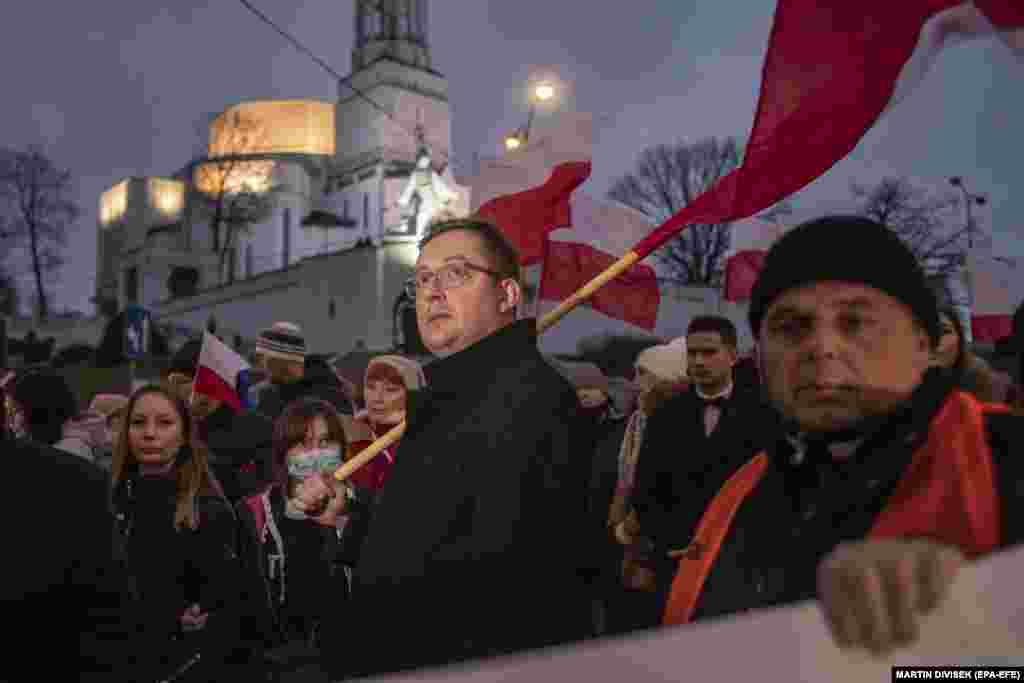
504,80,558,151
949,176,988,344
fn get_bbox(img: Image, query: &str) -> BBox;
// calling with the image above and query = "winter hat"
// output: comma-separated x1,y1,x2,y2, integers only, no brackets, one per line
365,355,427,391
167,339,202,378
255,322,307,364
748,215,941,343
635,338,688,385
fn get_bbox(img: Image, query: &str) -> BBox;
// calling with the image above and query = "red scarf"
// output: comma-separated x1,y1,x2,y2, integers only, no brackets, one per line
663,390,1004,626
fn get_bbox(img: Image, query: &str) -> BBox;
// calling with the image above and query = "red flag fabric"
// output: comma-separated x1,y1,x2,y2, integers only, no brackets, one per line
723,251,767,303
468,112,594,266
539,194,661,330
540,241,660,331
722,216,791,302
475,161,591,265
971,315,1013,344
631,0,1022,261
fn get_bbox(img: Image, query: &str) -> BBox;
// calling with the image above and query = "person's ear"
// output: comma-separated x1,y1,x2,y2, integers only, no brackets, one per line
498,279,522,314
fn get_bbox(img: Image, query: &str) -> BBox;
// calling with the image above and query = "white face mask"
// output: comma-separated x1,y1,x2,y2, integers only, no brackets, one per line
287,446,343,480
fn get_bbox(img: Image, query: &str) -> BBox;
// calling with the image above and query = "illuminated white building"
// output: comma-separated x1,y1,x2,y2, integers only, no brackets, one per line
95,0,469,354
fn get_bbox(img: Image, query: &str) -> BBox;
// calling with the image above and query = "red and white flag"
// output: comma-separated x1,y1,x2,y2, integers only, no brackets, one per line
468,112,593,265
193,332,254,413
539,193,661,330
722,217,791,302
967,250,1020,343
632,0,1024,263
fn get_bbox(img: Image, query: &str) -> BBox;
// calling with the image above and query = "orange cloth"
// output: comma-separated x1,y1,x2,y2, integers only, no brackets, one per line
662,390,1005,626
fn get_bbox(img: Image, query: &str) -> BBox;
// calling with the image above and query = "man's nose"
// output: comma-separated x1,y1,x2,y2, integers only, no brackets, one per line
802,323,845,359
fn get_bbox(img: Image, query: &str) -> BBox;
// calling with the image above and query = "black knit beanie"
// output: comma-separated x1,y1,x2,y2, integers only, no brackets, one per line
748,215,941,343
167,339,202,378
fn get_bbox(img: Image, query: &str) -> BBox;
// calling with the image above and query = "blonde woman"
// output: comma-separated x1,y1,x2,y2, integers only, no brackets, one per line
603,340,687,635
111,384,251,681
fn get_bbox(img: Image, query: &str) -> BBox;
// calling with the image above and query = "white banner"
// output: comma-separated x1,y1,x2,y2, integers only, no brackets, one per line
373,544,1024,682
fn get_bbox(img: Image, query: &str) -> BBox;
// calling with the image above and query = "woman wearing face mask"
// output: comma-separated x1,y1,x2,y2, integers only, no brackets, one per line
236,398,352,672
111,385,251,682
344,355,426,492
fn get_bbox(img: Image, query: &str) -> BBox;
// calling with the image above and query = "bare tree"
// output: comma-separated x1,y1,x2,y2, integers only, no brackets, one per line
852,177,966,276
191,110,279,284
608,138,746,287
0,147,78,321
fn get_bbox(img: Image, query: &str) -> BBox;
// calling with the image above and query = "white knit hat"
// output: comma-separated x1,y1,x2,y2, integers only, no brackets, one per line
635,337,687,385
365,355,427,391
255,322,307,363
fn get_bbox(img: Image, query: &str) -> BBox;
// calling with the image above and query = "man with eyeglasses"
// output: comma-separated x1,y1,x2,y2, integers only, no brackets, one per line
323,218,598,679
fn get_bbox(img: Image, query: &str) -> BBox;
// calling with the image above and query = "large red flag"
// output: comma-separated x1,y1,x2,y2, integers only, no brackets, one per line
475,161,591,265
468,112,593,265
539,193,661,330
631,0,1023,262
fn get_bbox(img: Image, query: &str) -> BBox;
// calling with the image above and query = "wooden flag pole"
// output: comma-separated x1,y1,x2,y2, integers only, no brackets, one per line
335,422,406,481
537,250,641,334
335,250,643,483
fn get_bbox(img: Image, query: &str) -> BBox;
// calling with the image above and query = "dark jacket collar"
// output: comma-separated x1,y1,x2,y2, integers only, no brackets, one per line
406,319,538,429
422,318,538,396
773,366,956,469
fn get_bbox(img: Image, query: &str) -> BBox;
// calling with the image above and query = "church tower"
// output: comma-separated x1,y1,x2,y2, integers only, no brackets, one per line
353,0,432,73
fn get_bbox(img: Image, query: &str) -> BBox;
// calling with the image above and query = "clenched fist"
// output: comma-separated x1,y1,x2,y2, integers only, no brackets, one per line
817,538,964,656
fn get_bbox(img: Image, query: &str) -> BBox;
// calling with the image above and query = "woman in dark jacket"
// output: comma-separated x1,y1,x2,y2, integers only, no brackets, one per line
111,385,251,681
236,397,353,672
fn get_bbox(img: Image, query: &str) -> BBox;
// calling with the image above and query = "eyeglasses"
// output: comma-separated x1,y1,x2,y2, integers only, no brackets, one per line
404,260,505,299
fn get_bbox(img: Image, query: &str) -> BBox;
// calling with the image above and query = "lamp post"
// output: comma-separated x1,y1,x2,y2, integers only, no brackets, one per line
504,80,557,151
949,176,987,250
949,177,987,345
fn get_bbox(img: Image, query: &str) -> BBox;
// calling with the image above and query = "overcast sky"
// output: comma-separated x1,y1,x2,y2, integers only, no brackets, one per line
2,0,1020,314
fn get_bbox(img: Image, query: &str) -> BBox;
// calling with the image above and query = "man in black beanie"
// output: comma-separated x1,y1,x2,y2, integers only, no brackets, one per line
660,215,1024,656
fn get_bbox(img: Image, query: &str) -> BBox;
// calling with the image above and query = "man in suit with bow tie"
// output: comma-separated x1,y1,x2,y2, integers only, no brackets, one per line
619,316,777,611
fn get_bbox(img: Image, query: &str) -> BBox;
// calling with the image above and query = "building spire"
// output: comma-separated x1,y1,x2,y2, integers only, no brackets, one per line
353,0,432,72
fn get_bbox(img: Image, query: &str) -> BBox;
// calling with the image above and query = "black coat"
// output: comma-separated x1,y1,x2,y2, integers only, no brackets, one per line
202,405,275,503
113,470,251,681
2,438,137,681
324,320,599,679
632,385,779,555
688,369,1024,623
234,487,351,649
586,416,630,586
257,375,353,421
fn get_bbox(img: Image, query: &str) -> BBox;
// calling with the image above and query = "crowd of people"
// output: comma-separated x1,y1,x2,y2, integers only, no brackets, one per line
4,214,1024,681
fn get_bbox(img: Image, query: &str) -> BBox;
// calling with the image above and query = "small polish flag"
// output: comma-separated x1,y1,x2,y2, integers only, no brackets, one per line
193,332,254,413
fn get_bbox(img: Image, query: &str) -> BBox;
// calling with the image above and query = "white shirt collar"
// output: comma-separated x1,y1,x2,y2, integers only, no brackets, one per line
695,381,734,402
